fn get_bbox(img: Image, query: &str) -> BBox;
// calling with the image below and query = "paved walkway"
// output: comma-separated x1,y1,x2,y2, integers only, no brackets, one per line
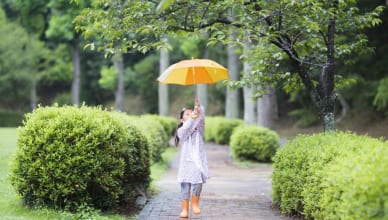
138,142,294,220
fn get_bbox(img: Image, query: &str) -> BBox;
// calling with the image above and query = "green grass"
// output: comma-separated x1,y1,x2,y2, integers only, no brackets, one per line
0,128,135,220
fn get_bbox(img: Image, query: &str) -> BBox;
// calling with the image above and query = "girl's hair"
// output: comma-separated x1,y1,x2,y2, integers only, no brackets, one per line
174,108,186,147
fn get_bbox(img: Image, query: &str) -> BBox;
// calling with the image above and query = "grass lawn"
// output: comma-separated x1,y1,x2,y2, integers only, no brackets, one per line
0,127,142,220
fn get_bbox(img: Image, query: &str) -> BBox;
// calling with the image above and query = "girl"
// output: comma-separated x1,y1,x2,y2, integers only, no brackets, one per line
175,98,209,218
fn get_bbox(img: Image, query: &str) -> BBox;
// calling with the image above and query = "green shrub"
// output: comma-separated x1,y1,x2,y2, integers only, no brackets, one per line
272,131,386,219
204,116,224,142
143,114,177,137
110,112,151,203
230,125,280,162
214,118,244,145
128,115,170,162
373,76,388,114
318,142,388,220
10,105,150,210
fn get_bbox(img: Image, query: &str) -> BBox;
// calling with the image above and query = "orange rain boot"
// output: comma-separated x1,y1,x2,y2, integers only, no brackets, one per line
191,195,201,215
179,200,189,218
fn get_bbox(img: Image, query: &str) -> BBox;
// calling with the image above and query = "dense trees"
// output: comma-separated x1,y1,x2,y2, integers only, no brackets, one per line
0,0,386,130
73,0,384,130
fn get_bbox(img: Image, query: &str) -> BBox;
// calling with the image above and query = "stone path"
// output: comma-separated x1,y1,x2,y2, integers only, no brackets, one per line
138,143,294,220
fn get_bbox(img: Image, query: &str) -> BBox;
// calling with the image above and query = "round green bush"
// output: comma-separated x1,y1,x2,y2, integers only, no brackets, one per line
272,131,386,219
110,112,151,204
318,142,388,220
10,105,150,210
204,116,224,142
215,118,244,145
143,114,177,137
230,125,280,162
128,115,169,162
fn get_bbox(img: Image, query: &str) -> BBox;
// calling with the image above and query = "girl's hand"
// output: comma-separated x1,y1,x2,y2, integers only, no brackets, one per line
194,98,200,107
191,98,200,118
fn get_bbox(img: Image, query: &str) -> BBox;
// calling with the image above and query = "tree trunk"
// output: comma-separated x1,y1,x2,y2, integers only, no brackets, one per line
320,0,337,132
30,75,37,109
257,86,277,129
71,38,81,107
270,0,338,132
159,45,169,116
243,39,256,124
29,36,37,110
197,84,208,113
225,9,240,119
113,53,125,111
197,48,210,113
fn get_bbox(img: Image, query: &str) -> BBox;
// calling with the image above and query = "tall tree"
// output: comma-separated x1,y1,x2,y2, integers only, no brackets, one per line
46,0,91,106
3,0,48,109
0,7,43,110
74,0,384,131
225,8,240,119
113,53,125,111
242,38,256,125
257,87,278,129
159,41,170,116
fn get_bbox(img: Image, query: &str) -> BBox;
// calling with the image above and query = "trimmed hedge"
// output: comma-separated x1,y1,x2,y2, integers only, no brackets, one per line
230,125,280,162
215,118,244,145
318,143,388,220
10,105,150,210
272,131,387,219
204,116,224,142
142,114,177,137
204,116,243,145
128,115,170,162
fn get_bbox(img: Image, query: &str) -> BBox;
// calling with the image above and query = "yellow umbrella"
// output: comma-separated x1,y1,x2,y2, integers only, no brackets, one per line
157,59,229,85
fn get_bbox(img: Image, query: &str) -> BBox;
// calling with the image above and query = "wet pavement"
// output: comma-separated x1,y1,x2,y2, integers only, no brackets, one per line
138,143,294,220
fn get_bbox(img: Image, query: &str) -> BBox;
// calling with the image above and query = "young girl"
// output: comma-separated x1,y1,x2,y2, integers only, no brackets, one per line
175,98,209,218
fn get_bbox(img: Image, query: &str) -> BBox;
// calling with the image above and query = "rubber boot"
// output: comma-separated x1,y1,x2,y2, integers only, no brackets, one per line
191,195,201,215
179,200,189,218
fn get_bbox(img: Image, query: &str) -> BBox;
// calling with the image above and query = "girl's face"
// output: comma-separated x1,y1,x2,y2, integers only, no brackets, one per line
181,109,193,123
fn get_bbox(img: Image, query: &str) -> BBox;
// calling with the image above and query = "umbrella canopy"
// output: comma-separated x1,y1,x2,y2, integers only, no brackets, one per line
157,59,229,85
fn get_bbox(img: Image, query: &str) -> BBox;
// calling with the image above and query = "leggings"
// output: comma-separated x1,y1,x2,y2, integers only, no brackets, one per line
180,182,202,200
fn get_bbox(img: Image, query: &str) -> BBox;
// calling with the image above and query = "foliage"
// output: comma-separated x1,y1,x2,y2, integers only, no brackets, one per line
288,108,319,127
127,54,160,113
0,8,44,110
74,0,385,131
128,115,170,162
38,44,73,87
230,125,279,162
272,131,386,219
214,118,244,145
10,105,150,210
143,114,177,137
99,65,117,90
204,116,244,145
203,116,226,142
373,77,388,114
318,143,388,220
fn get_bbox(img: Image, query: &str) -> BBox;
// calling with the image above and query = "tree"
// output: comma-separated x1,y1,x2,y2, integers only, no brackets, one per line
225,9,240,119
0,8,43,110
159,38,169,116
113,53,125,111
74,0,384,131
46,0,92,106
242,38,256,124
